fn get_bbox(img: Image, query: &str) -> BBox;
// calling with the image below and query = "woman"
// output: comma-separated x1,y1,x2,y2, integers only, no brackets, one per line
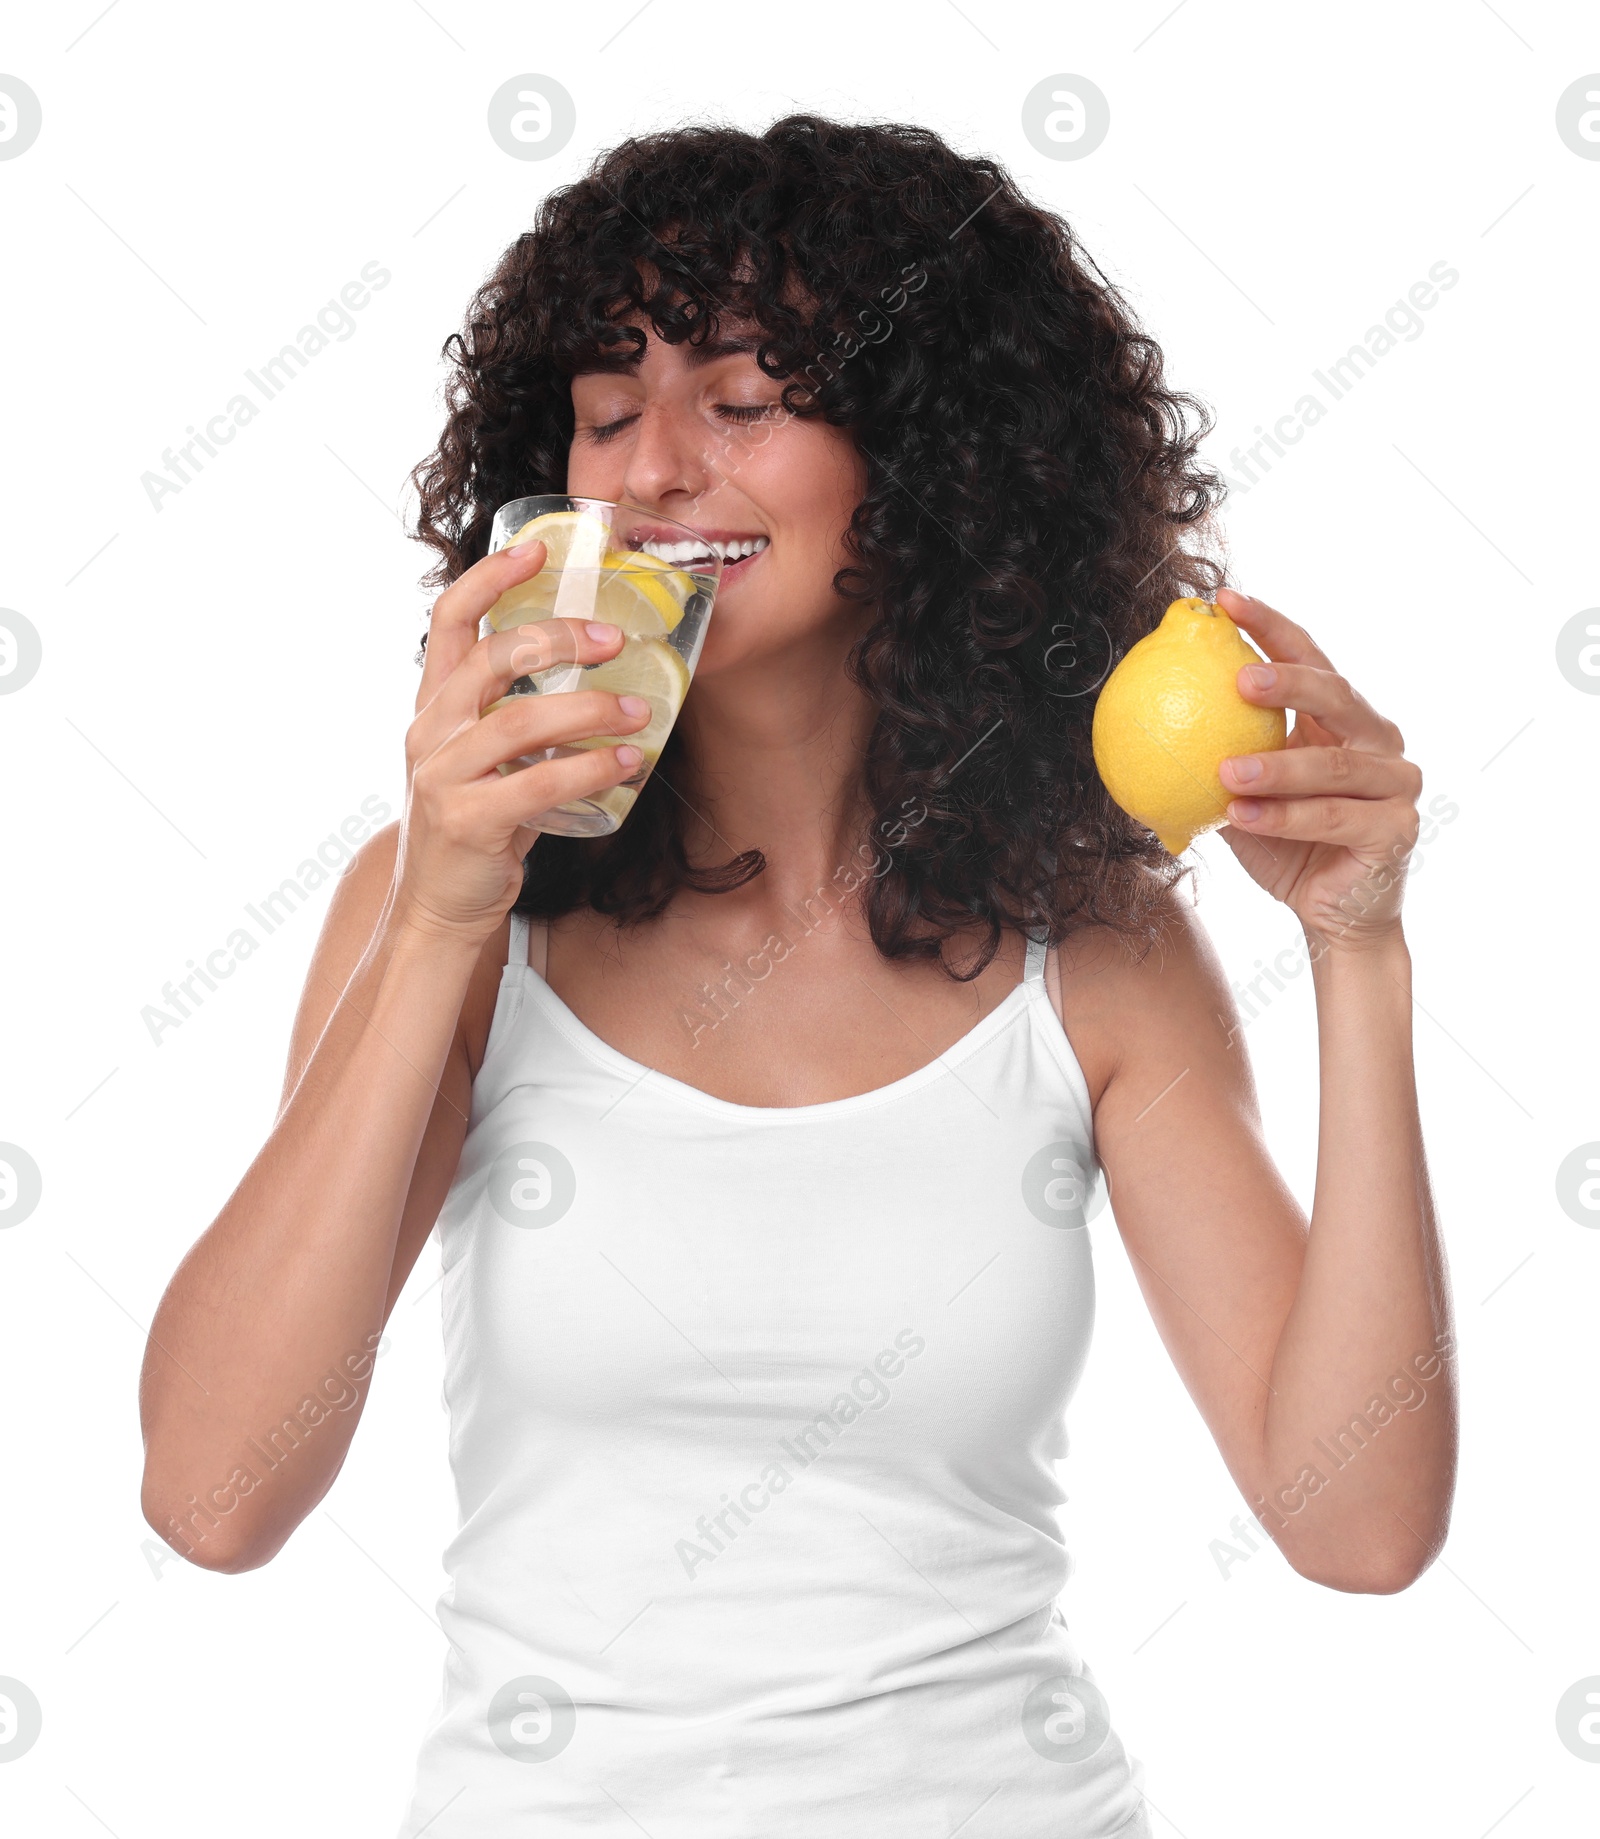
139,115,1456,1835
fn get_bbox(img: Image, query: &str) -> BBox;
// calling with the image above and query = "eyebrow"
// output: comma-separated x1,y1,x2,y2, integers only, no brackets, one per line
685,333,762,367
577,331,765,374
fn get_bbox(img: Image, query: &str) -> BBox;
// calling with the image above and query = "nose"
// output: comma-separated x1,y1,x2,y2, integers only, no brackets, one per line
619,396,715,512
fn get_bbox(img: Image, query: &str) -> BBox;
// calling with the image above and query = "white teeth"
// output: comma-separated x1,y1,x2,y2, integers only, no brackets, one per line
641,535,768,565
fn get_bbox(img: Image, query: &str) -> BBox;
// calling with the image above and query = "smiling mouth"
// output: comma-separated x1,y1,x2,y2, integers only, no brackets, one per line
628,532,770,577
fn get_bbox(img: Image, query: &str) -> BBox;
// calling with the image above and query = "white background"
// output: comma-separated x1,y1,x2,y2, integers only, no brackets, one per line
1,1,1596,1834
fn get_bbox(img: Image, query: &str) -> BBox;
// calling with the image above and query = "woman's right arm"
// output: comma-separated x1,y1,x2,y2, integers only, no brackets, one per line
137,824,485,1572
138,537,651,1571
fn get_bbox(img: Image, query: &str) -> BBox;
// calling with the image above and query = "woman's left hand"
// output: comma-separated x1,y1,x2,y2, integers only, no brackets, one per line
1213,587,1422,952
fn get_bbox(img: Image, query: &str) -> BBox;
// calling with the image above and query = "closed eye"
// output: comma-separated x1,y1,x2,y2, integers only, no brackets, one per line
582,416,634,445
584,404,779,445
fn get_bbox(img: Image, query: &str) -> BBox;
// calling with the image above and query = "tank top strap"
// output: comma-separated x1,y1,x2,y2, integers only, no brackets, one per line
506,910,529,971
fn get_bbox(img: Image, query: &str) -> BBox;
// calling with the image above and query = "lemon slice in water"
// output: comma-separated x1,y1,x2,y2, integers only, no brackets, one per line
484,511,610,632
569,635,692,760
594,548,696,636
483,635,691,776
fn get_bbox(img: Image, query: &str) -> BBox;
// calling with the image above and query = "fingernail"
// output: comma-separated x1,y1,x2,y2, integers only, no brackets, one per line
1244,664,1276,689
1226,754,1262,783
508,537,546,555
1228,798,1263,822
618,695,649,717
615,745,643,767
586,621,621,641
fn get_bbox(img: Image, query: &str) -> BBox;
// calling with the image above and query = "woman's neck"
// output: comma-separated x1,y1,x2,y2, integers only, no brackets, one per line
671,621,879,916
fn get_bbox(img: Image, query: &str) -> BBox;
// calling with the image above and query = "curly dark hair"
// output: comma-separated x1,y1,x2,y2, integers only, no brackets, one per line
409,112,1229,979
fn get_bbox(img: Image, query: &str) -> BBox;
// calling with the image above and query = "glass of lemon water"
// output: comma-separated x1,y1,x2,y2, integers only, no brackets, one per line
479,496,723,838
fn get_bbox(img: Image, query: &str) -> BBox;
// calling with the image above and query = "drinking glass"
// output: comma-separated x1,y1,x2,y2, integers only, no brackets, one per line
478,495,722,837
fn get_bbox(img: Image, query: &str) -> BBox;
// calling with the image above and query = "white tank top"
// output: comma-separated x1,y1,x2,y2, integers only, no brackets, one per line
396,912,1153,1838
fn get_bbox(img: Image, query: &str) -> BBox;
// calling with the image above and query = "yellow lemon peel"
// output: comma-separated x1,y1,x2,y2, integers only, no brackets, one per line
1091,597,1288,855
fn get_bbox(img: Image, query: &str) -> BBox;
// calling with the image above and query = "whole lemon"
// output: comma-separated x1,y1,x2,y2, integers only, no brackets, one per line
1091,597,1287,855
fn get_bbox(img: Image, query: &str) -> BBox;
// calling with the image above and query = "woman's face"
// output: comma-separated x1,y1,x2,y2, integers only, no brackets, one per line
565,315,869,677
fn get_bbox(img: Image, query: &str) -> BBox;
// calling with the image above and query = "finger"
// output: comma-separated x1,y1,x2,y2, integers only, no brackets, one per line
1233,660,1404,753
1223,792,1420,854
416,537,550,710
1219,820,1283,883
426,687,653,784
1221,744,1422,802
480,743,646,836
410,617,624,758
1214,588,1335,673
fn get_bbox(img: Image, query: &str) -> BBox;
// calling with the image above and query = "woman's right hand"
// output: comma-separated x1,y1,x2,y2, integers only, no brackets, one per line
393,537,652,943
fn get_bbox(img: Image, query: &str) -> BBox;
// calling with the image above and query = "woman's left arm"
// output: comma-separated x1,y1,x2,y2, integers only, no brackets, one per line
1067,588,1457,1593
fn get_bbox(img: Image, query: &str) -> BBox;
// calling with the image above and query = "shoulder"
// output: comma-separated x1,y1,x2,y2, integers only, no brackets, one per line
1043,869,1244,1116
287,820,511,1092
